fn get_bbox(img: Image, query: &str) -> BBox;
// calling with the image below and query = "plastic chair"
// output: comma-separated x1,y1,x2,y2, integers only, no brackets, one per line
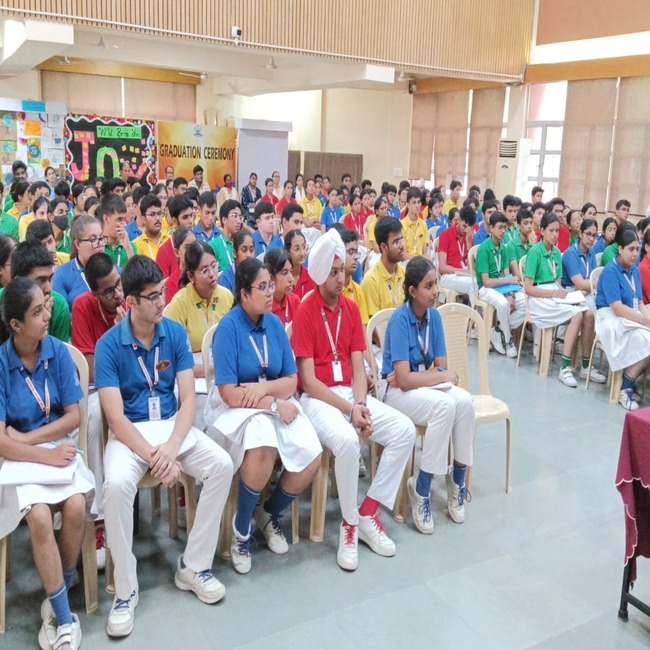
301,289,314,303
595,252,603,267
438,303,512,493
467,244,495,331
0,344,98,634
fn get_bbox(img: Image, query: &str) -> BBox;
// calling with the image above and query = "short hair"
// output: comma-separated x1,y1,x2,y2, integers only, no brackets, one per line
385,183,397,195
502,194,522,210
282,203,303,222
199,190,217,209
547,197,565,210
233,258,266,306
531,201,546,213
254,201,275,220
70,214,101,242
173,177,188,190
450,180,462,191
616,199,631,210
98,193,127,220
361,179,372,190
11,240,54,277
10,180,29,202
341,173,351,182
192,164,203,174
469,185,481,195
140,193,162,216
112,178,127,191
375,216,403,248
483,188,496,202
516,208,533,224
463,196,479,209
132,186,147,206
186,186,200,202
327,186,339,196
11,160,27,175
219,199,241,223
172,226,194,250
459,206,477,226
25,219,54,243
532,186,544,196
84,252,116,291
168,195,193,220
121,255,163,297
28,180,49,197
489,211,508,227
483,199,498,213
330,223,358,245
406,187,422,202
398,180,411,192
54,181,70,198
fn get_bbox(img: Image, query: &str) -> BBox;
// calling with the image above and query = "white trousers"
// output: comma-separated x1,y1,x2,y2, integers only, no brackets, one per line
103,427,234,599
478,287,527,342
439,273,476,305
299,386,415,524
384,385,474,475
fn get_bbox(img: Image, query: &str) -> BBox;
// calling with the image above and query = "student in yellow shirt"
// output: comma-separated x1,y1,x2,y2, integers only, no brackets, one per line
331,223,369,325
442,180,463,217
401,188,429,259
133,193,169,260
19,196,50,241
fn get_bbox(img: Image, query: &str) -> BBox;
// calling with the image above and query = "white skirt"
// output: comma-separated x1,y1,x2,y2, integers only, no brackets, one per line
595,307,650,372
528,282,588,329
204,386,322,473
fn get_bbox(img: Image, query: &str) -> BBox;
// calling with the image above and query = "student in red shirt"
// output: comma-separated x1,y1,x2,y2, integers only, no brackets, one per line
261,177,279,211
155,195,196,277
292,229,415,571
265,247,301,325
284,229,316,300
164,227,197,305
438,206,477,304
547,197,571,252
341,195,367,243
275,180,296,218
359,188,374,223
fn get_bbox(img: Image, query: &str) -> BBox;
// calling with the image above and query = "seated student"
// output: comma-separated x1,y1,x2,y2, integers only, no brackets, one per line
472,199,498,247
638,230,650,304
49,197,72,255
361,217,406,317
9,240,70,342
437,205,477,305
365,196,389,267
204,258,321,572
210,199,243,272
523,212,590,388
0,277,96,650
567,209,583,247
320,187,343,231
124,187,146,241
218,230,255,294
285,229,316,300
381,257,474,533
293,230,415,570
0,179,29,238
561,217,598,304
475,212,526,357
593,216,617,256
546,198,571,252
341,194,367,244
275,180,296,218
281,203,304,236
401,188,429,260
261,177,279,211
19,195,49,241
164,227,197,305
265,247,301,325
0,233,17,288
26,219,70,266
132,193,168,261
53,215,107,311
501,195,522,247
253,201,283,256
193,190,220,245
506,208,535,281
155,194,196,277
95,256,234,638
601,221,636,267
595,226,650,410
300,178,323,249
99,193,136,269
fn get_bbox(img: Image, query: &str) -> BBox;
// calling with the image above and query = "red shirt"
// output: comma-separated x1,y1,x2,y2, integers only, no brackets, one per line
536,225,571,253
156,238,177,278
261,192,279,209
342,211,367,237
272,292,301,325
164,267,181,305
276,196,296,216
71,291,121,354
292,290,366,388
292,265,317,300
639,256,650,304
438,224,469,270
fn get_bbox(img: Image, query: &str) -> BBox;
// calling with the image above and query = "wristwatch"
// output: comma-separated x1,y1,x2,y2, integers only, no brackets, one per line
271,397,278,412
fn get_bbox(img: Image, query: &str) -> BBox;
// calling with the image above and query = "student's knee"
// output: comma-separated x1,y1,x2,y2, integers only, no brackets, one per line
332,429,360,458
103,468,138,503
63,493,86,520
26,504,54,539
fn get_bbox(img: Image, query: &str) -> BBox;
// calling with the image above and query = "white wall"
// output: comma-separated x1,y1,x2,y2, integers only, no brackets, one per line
0,70,42,101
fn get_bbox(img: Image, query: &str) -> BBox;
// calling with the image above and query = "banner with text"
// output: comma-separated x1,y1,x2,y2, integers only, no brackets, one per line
65,114,156,187
157,122,237,190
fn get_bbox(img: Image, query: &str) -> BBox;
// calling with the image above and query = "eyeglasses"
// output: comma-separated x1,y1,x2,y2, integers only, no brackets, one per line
135,287,166,304
79,235,107,249
97,278,122,299
583,231,598,239
346,248,360,258
227,212,243,221
197,261,219,278
145,211,163,218
252,281,275,294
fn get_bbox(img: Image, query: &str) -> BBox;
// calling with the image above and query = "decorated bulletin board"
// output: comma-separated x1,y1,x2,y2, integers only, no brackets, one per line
65,114,156,187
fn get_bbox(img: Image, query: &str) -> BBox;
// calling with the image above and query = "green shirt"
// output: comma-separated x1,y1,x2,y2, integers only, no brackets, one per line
524,241,561,284
210,235,234,272
506,238,531,266
105,241,136,268
0,213,18,239
56,231,71,254
503,224,520,247
475,238,510,288
0,288,70,342
601,242,617,267
3,194,13,212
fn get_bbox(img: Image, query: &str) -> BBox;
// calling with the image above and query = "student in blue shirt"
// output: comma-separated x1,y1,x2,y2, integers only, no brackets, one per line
381,257,474,535
0,277,95,650
595,227,650,411
53,215,107,310
592,217,617,256
124,187,146,241
95,255,234,639
471,199,498,247
205,258,322,574
426,193,448,231
218,230,255,293
252,201,282,256
320,187,343,231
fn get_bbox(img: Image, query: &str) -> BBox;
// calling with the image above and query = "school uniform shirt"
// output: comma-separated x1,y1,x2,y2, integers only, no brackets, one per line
342,277,369,325
475,238,510,288
503,224,520,247
0,211,18,238
388,204,401,219
0,335,82,433
167,283,233,352
253,230,283,257
56,231,71,255
300,196,323,223
272,293,301,326
556,225,571,253
105,240,136,269
361,259,405,316
160,215,175,239
320,205,342,230
401,215,429,256
442,198,462,217
366,216,378,249
426,213,449,232
133,232,170,261
561,243,597,288
595,259,642,310
601,242,618,267
639,255,650,304
275,196,296,217
217,264,235,293
341,211,367,238
382,302,446,376
18,211,35,241
53,258,95,311
94,314,194,423
438,225,470,271
71,291,123,354
192,222,221,245
592,236,608,255
292,265,317,300
524,241,562,284
472,224,490,247
261,193,279,210
506,237,532,265
214,303,296,385
125,219,142,241
155,238,177,278
163,267,181,305
292,290,366,388
209,234,235,272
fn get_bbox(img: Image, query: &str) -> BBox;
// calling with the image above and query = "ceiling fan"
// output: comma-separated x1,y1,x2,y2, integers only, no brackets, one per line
179,71,208,80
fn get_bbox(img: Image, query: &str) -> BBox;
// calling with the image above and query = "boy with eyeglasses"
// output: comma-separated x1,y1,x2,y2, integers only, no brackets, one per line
210,199,243,272
133,193,169,260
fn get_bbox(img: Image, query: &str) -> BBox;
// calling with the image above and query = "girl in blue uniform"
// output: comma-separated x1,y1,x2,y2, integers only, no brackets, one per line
217,230,255,294
0,277,95,650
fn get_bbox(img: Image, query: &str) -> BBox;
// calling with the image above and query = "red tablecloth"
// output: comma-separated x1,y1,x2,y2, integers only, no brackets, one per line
616,407,650,583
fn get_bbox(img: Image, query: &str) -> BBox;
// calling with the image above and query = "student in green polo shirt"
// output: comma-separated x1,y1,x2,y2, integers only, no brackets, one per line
507,209,534,280
502,194,522,246
476,212,526,357
100,193,135,268
210,198,243,272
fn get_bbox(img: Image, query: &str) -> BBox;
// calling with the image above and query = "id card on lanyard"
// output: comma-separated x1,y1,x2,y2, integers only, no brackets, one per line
623,270,639,311
458,237,467,269
321,307,343,382
249,332,269,381
20,360,50,423
546,255,558,280
416,313,430,373
133,344,161,420
76,259,90,291
386,280,401,308
197,301,217,330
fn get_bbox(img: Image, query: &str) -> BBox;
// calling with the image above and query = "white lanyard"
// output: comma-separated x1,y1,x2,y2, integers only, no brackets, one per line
133,344,159,396
144,238,155,259
321,307,342,362
197,301,217,330
19,360,50,422
75,258,90,291
352,213,363,236
575,243,590,277
221,235,233,266
416,314,430,359
623,270,636,295
493,247,502,275
248,333,269,372
284,300,289,324
546,255,557,279
457,237,467,269
386,280,400,308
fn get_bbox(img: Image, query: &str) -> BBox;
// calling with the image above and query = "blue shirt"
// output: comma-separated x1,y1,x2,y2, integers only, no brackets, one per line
472,225,490,247
213,304,296,385
595,259,642,309
561,243,597,288
125,220,142,241
193,222,221,244
218,264,235,293
427,214,449,232
53,258,92,311
253,230,283,257
94,314,194,422
320,205,342,230
388,205,401,219
382,303,447,376
592,236,607,255
0,336,82,432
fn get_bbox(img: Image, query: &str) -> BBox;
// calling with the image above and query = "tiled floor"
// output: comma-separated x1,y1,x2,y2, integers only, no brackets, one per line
3,346,650,648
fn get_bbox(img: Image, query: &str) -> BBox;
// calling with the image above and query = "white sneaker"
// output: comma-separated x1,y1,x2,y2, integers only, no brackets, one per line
107,590,138,638
619,389,639,411
38,601,56,650
231,517,253,574
490,328,506,355
175,556,226,604
579,366,607,384
40,613,82,650
358,509,396,557
337,521,359,571
446,474,471,524
254,507,289,555
505,338,518,358
558,367,578,388
406,477,433,534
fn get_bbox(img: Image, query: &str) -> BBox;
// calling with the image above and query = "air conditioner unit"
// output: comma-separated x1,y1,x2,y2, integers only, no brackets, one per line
494,138,531,200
